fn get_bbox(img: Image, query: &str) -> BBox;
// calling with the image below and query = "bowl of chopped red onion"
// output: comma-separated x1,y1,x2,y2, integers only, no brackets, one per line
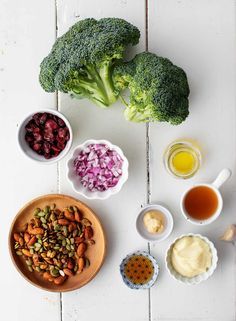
18,109,73,164
67,140,129,199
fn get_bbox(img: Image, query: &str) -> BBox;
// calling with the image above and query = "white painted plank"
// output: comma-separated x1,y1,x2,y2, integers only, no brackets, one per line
56,1,149,320
0,1,60,321
148,1,236,320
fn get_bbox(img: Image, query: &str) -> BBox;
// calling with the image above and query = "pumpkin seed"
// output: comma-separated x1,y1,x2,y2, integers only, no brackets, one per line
62,226,68,237
30,248,35,255
50,203,56,210
37,211,45,217
26,259,32,266
28,266,33,272
85,258,90,268
50,268,59,277
40,217,46,224
44,206,50,214
33,208,41,216
42,224,48,229
35,267,41,272
16,250,22,256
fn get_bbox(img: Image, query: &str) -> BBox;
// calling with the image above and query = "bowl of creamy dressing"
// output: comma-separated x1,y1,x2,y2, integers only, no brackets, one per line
166,234,218,284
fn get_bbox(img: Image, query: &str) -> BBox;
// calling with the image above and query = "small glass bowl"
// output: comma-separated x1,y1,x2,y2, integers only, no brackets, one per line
164,140,202,179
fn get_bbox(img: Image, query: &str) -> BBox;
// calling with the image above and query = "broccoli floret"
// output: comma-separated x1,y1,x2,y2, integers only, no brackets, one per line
113,52,190,124
39,18,140,108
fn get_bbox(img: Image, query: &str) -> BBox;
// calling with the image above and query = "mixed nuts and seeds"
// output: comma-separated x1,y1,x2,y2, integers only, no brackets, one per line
13,204,94,285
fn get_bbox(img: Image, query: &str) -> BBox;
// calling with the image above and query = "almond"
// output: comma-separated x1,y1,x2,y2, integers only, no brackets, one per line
54,275,67,285
77,242,87,257
84,226,93,239
78,257,85,271
58,219,69,226
64,209,75,221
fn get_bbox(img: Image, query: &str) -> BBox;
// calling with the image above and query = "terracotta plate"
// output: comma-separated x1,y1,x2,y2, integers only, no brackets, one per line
9,194,106,292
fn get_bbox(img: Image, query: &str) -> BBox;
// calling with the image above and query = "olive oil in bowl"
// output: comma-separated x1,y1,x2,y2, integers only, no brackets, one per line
164,140,201,179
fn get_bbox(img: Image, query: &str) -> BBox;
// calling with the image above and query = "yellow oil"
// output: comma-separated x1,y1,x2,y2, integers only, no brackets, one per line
164,140,201,179
171,151,196,174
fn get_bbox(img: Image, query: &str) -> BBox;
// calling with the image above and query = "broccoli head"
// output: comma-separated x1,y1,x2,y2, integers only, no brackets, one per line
39,18,140,108
113,52,190,124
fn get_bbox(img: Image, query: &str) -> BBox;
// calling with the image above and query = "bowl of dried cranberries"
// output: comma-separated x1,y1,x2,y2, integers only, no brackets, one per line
18,110,72,163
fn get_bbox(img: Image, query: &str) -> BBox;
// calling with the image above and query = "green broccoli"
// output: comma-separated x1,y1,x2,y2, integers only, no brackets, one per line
39,18,140,108
113,52,190,124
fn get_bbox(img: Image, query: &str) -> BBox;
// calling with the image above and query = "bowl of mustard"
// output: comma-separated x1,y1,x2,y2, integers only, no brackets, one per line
136,204,174,242
166,233,218,285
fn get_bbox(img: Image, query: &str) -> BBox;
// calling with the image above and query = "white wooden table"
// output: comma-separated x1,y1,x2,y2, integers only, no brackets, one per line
1,1,236,320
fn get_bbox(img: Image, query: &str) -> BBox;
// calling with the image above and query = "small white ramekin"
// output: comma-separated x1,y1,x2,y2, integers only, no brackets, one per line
17,109,73,164
67,139,129,200
166,233,218,285
136,204,174,242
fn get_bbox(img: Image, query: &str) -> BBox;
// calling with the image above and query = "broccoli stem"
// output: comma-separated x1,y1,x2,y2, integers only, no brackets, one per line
124,104,151,122
70,63,118,108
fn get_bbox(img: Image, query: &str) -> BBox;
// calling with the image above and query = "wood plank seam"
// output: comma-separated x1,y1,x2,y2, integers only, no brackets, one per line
145,1,152,321
54,2,63,321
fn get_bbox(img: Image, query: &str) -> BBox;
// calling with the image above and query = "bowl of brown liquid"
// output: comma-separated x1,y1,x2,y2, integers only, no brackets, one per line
120,251,159,289
180,169,231,225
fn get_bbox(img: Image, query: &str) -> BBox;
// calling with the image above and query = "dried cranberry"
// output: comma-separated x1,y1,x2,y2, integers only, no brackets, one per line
43,142,51,154
25,133,34,143
44,128,54,143
57,136,65,144
58,127,68,138
33,133,42,142
25,119,37,133
33,143,41,152
57,142,65,150
32,113,42,126
57,118,65,127
51,145,61,153
44,153,53,159
45,119,58,130
32,127,40,134
39,113,48,125
65,132,70,141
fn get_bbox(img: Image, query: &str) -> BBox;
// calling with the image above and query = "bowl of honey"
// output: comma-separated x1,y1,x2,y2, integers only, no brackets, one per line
120,251,159,289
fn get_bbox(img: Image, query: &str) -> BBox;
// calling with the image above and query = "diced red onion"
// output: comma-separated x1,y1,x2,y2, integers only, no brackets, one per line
74,144,123,192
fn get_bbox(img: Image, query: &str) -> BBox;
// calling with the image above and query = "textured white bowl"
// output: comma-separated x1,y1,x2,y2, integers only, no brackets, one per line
67,139,129,200
17,109,73,164
136,204,173,242
166,233,218,285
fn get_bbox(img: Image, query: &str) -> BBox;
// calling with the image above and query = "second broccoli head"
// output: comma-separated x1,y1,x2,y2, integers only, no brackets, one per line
39,18,140,108
113,52,190,124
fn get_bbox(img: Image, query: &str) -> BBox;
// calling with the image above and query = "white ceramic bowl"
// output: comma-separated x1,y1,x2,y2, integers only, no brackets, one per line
18,109,73,164
166,233,218,285
136,204,173,242
67,139,129,200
